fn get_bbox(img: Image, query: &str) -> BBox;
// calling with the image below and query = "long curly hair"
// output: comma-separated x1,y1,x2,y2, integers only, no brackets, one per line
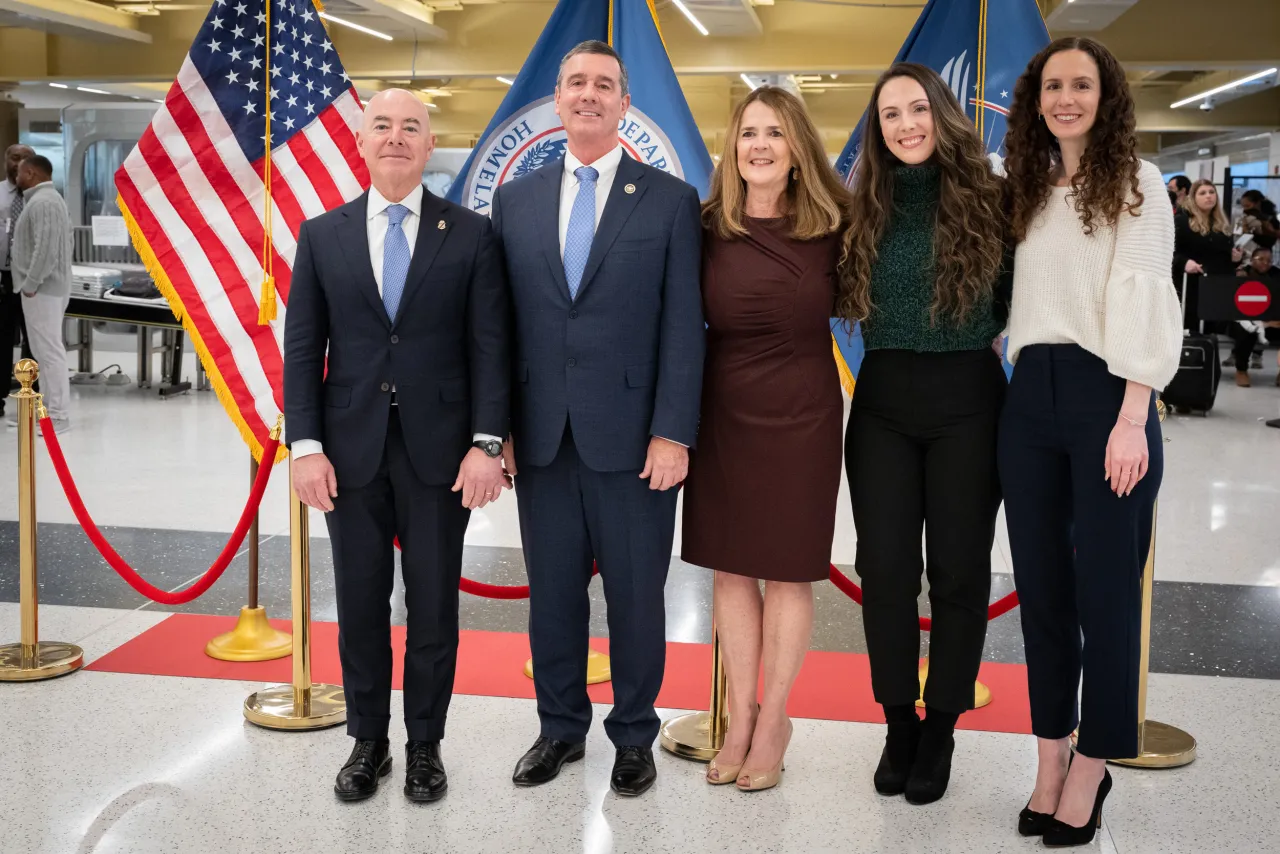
1005,37,1143,240
836,63,1005,325
1182,179,1230,235
702,86,848,241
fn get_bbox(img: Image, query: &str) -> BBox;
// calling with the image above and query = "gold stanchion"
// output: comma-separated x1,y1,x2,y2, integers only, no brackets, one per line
659,623,727,761
0,360,83,681
916,659,992,709
243,457,345,729
1075,402,1196,768
523,649,612,685
206,448,291,661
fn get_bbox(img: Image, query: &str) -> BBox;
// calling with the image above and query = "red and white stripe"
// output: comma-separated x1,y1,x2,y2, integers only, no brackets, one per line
116,57,368,451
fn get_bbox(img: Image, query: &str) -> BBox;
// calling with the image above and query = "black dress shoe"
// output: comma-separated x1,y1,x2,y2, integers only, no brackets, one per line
904,727,955,805
1019,753,1073,836
512,737,586,787
404,741,448,803
610,746,657,796
334,739,391,802
1042,768,1112,848
874,716,921,796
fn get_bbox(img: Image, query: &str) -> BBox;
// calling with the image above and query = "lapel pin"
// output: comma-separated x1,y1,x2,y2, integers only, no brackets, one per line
624,183,636,194
437,219,447,230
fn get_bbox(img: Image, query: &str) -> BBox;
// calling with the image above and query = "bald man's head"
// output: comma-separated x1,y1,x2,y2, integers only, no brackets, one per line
6,145,34,184
357,88,436,201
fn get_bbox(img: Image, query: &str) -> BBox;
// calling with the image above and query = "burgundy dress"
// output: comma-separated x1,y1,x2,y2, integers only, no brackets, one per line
680,218,843,582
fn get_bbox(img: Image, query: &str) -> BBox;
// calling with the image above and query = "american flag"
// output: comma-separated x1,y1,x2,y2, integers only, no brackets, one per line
115,0,370,461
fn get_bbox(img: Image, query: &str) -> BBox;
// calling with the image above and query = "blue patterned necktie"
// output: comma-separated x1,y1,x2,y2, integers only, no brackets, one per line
382,203,411,322
563,166,599,300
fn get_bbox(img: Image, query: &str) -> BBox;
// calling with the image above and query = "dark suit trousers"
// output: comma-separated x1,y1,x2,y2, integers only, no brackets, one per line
325,408,470,742
516,425,676,747
998,344,1161,759
0,269,32,406
846,349,1005,714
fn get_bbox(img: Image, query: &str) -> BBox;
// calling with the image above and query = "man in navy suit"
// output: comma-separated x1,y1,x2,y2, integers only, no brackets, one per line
491,41,705,796
284,89,510,804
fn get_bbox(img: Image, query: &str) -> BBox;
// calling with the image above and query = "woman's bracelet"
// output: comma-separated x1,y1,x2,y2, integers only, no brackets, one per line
1119,412,1147,428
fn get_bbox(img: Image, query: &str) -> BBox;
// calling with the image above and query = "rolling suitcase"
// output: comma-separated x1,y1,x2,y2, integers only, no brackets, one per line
1161,273,1220,414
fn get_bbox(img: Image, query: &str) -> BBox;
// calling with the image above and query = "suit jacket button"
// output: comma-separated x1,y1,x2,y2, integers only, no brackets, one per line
380,382,390,392
567,358,577,367
569,310,578,320
390,335,399,344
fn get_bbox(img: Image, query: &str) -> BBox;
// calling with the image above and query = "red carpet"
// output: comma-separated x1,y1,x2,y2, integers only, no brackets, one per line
88,614,1032,734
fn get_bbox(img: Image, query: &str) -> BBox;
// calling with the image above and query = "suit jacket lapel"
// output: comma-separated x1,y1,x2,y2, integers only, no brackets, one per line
394,188,450,327
537,159,571,301
576,156,648,300
336,193,390,328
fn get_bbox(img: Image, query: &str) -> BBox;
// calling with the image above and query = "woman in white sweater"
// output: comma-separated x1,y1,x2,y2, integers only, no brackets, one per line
1000,37,1182,847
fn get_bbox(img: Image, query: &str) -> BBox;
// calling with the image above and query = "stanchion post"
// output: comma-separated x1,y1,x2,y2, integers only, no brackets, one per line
243,455,345,729
659,622,728,761
917,658,992,709
205,442,292,662
0,360,83,681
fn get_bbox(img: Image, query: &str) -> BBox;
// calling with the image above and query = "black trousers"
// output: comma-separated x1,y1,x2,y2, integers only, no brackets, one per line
1227,322,1280,369
325,408,470,742
846,349,1005,714
0,269,32,409
516,425,676,747
998,344,1161,759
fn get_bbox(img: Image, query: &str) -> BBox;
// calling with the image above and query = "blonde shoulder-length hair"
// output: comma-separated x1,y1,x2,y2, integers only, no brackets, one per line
701,86,848,241
1182,178,1230,235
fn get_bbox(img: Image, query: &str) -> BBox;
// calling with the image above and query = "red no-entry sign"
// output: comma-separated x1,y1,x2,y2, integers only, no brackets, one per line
1235,280,1272,317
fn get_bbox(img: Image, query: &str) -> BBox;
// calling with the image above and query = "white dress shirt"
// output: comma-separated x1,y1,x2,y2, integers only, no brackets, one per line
559,145,624,255
291,184,500,460
0,178,19,271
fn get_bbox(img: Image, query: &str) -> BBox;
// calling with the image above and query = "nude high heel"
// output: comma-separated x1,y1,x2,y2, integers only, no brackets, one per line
736,719,792,792
706,755,743,785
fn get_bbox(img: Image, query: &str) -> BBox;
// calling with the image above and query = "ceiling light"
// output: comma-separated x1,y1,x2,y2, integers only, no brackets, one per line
77,87,111,95
318,11,393,41
496,76,514,86
671,0,709,37
741,73,758,90
1171,68,1277,108
49,83,68,89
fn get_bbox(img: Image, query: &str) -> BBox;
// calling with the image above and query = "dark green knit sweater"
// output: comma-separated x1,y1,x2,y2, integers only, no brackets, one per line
862,165,1004,352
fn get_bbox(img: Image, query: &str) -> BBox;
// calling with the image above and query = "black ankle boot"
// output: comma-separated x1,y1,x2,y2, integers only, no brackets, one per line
874,704,920,795
904,709,957,805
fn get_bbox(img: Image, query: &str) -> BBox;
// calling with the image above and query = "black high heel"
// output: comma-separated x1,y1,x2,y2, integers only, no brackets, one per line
1042,768,1112,848
1019,752,1073,836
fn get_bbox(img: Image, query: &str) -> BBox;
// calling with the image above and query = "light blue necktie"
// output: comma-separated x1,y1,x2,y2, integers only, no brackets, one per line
563,166,598,300
382,203,411,322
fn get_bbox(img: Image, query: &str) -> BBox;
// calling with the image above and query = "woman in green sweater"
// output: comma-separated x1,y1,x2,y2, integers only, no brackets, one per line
837,63,1009,805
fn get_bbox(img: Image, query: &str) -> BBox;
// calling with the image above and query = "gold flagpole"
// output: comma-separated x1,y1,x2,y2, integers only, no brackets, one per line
257,0,277,325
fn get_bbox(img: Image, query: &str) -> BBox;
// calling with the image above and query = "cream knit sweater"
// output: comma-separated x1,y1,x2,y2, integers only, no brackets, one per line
1008,160,1183,390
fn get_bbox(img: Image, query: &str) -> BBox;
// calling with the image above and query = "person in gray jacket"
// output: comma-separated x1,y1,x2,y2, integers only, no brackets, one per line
10,155,71,433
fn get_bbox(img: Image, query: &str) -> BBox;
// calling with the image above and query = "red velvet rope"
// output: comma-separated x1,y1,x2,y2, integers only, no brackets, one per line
828,564,1019,631
40,416,280,605
393,538,597,599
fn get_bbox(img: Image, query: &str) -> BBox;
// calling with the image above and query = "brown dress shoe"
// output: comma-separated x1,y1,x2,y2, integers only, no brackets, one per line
1235,370,1251,388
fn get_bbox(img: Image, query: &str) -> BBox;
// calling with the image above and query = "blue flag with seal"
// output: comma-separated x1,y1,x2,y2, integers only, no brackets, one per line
830,0,1050,391
447,0,712,213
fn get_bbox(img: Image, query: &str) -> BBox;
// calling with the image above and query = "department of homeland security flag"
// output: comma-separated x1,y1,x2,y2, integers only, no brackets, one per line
115,0,369,462
448,0,713,213
830,0,1050,389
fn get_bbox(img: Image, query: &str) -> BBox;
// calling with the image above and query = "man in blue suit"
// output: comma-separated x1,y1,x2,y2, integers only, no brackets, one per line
285,89,511,804
491,41,705,796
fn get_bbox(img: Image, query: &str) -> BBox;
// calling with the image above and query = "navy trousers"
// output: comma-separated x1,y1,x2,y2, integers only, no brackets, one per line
998,344,1161,759
516,426,677,747
326,409,471,742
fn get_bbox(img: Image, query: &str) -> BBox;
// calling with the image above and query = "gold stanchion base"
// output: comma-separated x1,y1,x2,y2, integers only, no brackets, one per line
0,641,84,682
205,607,293,662
1071,721,1197,769
243,683,346,731
523,649,612,684
916,660,992,709
659,711,723,762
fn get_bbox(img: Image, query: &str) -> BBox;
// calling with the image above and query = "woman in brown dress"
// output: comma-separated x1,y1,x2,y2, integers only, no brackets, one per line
681,87,848,792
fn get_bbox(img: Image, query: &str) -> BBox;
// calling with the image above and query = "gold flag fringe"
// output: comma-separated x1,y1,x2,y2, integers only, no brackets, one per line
832,332,856,397
116,193,288,466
